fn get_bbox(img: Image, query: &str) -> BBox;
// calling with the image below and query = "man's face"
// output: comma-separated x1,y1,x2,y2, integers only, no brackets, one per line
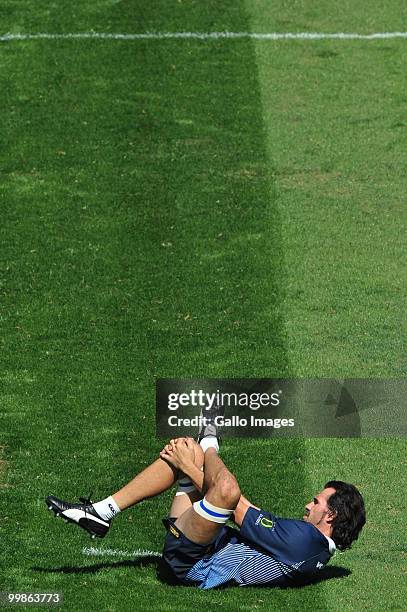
303,487,336,527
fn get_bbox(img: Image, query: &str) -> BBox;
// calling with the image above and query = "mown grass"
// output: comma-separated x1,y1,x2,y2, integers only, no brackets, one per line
1,1,405,610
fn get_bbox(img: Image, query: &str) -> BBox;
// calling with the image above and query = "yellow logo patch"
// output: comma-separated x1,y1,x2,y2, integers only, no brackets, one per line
169,525,180,538
260,517,274,529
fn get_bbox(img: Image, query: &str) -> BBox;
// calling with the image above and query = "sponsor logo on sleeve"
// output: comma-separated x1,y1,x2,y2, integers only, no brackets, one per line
260,517,274,529
255,514,275,529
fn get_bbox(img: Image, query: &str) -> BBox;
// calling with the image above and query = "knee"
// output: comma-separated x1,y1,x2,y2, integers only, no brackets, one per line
213,469,241,508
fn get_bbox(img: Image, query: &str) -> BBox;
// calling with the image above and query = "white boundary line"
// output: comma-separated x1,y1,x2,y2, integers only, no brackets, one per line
1,31,407,42
83,546,162,558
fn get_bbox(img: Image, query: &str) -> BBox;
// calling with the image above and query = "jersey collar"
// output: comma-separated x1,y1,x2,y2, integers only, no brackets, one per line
324,535,336,555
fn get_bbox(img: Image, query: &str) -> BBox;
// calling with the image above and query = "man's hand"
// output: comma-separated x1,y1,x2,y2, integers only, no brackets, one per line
160,437,196,473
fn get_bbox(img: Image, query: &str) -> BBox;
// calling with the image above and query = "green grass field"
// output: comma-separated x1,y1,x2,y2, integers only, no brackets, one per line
1,1,406,610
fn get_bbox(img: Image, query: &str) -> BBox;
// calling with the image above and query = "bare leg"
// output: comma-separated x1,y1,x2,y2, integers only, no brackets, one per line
112,439,203,511
175,448,241,544
111,458,178,510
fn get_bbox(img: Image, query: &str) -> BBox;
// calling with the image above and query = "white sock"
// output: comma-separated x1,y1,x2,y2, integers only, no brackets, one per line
199,437,219,453
93,496,121,521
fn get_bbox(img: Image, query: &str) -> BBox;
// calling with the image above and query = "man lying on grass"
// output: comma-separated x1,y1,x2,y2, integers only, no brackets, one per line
46,424,366,589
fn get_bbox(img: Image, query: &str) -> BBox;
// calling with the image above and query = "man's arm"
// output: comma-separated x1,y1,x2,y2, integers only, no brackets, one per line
232,494,260,527
160,439,259,526
160,438,204,491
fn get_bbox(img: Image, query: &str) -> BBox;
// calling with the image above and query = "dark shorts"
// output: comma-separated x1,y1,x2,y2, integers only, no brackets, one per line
158,517,228,586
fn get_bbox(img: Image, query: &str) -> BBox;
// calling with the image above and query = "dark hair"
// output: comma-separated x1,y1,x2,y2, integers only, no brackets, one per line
324,480,366,551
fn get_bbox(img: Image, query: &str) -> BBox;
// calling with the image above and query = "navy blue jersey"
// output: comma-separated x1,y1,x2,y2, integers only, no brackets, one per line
240,507,335,574
185,507,336,589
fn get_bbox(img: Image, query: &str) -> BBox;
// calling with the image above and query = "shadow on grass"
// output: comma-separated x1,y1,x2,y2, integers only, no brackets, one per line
32,555,160,574
32,556,350,589
281,566,351,589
